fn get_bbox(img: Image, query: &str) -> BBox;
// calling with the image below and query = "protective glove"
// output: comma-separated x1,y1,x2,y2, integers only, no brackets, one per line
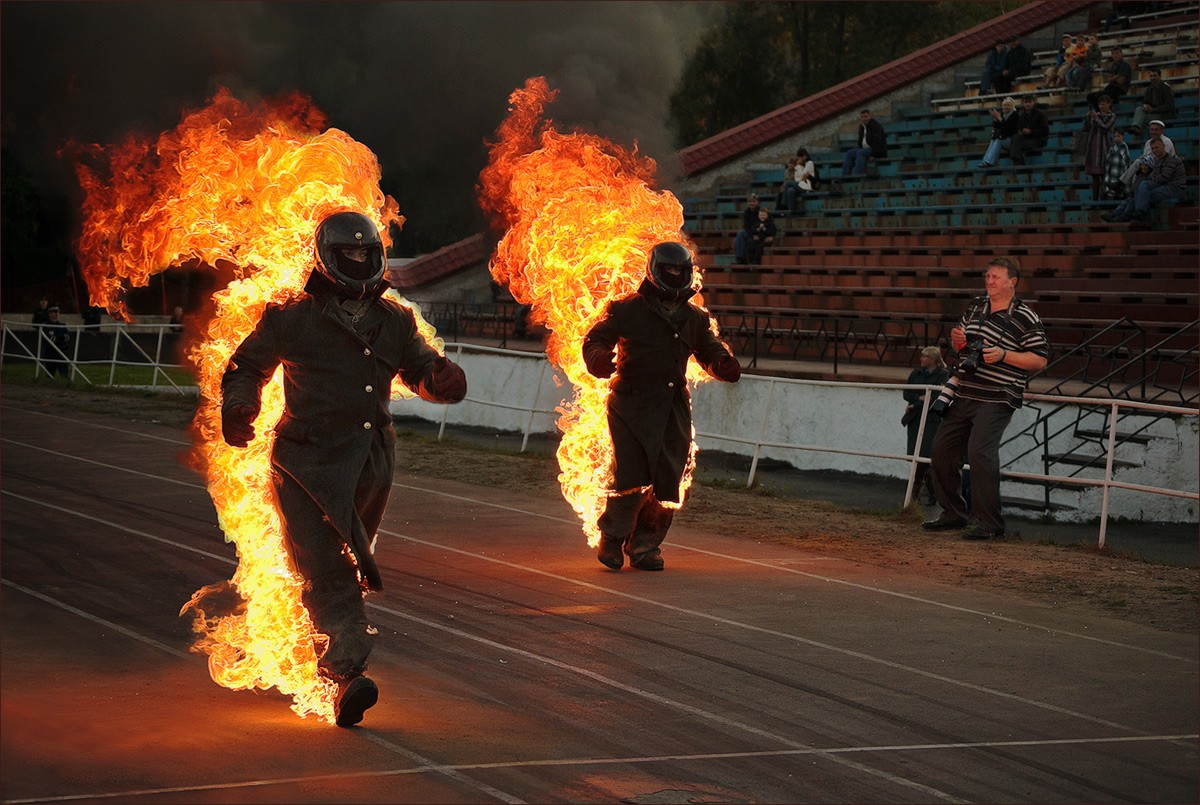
222,403,258,448
710,354,741,383
583,346,616,379
427,356,467,402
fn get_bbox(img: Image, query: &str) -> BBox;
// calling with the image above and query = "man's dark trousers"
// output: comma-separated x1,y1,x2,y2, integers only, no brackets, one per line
930,397,1014,532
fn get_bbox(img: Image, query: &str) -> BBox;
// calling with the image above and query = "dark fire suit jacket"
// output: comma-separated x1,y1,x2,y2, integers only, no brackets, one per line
221,291,460,589
583,280,735,502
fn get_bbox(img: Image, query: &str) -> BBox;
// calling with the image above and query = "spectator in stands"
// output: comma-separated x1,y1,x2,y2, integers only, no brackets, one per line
1009,95,1049,165
733,193,762,263
168,305,185,332
744,208,776,266
32,296,52,325
1042,34,1074,89
1066,33,1102,91
979,41,1008,96
841,109,888,177
902,346,950,506
583,242,741,572
1065,31,1094,90
1117,119,1176,193
1081,93,1117,200
776,148,816,212
1100,136,1186,225
923,257,1049,541
1087,48,1131,110
40,306,72,378
994,35,1032,94
1103,128,1131,199
978,97,1019,168
1127,68,1176,138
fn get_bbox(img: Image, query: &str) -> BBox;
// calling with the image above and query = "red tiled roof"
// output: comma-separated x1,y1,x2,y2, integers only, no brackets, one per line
386,232,490,291
677,0,1096,176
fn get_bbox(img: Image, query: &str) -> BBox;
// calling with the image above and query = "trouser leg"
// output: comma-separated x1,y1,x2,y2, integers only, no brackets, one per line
929,401,972,523
597,489,646,568
274,471,375,681
965,402,1014,533
626,495,675,564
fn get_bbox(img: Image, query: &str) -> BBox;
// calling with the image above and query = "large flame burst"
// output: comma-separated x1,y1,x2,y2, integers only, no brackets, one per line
71,87,438,722
479,77,718,546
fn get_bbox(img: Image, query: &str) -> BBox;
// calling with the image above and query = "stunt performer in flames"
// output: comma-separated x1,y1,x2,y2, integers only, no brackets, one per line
221,212,467,726
583,242,741,571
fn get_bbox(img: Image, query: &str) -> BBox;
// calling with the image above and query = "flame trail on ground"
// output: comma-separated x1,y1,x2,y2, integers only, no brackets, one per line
478,76,719,546
70,87,421,722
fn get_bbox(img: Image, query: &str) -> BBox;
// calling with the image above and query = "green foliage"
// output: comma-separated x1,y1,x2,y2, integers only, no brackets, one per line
669,1,1016,148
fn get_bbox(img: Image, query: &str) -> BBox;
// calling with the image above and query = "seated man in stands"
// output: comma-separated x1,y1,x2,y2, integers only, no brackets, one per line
732,193,762,262
1009,95,1049,165
979,41,1008,96
1127,68,1176,138
1100,137,1185,225
744,208,776,265
1042,34,1074,89
1117,119,1176,192
1087,47,1131,110
993,35,1032,94
841,109,888,177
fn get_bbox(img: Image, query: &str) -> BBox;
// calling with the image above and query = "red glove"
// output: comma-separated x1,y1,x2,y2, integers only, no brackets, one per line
426,356,467,402
584,347,616,379
222,403,258,448
711,354,741,383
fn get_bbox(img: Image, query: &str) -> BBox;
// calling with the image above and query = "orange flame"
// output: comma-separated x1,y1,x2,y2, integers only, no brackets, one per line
71,87,427,722
479,77,718,546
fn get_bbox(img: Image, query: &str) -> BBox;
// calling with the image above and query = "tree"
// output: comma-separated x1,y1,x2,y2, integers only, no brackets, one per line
669,1,1015,148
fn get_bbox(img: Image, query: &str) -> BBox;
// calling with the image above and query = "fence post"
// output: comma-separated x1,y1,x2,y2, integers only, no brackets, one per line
109,328,122,386
1097,400,1121,549
746,377,777,488
903,386,934,507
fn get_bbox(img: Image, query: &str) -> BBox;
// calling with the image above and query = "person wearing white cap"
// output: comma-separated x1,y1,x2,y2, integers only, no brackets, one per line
1117,120,1175,193
1128,68,1176,137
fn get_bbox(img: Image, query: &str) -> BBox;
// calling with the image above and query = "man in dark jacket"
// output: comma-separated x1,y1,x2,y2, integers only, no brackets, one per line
1128,68,1176,137
732,193,761,263
1009,95,1049,165
841,109,888,176
994,36,1032,93
583,242,741,571
1088,47,1132,110
221,211,467,727
979,41,1008,95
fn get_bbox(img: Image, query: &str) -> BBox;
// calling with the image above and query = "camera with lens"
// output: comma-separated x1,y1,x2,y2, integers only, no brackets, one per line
929,339,987,417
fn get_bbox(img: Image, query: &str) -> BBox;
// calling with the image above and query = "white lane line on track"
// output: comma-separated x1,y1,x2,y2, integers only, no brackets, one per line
0,489,963,803
6,487,1194,756
3,426,1191,663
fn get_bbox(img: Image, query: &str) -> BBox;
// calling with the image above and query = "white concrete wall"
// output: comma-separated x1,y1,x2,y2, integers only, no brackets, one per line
391,347,1199,523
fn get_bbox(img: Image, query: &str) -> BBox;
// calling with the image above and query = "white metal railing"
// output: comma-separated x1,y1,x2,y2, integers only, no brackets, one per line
5,330,1196,547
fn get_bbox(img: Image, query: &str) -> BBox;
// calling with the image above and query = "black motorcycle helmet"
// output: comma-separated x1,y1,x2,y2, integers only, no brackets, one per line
646,242,694,301
314,211,386,300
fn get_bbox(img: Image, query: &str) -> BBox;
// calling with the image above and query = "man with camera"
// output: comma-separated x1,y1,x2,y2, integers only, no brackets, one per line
923,258,1049,540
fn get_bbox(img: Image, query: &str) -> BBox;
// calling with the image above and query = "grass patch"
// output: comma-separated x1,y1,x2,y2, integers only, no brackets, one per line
2,361,194,389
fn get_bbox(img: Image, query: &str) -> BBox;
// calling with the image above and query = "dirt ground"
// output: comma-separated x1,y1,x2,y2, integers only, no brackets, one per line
4,380,1196,636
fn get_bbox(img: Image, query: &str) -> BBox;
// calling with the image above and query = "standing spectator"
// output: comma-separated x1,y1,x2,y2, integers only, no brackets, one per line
902,346,950,505
923,258,1049,540
841,109,888,177
979,41,1008,96
1103,128,1131,199
744,208,776,266
41,306,73,378
1100,137,1186,225
1087,48,1131,110
168,305,186,332
1043,34,1074,89
979,97,1019,168
732,193,762,263
32,296,52,325
1081,94,1117,200
994,35,1032,94
1010,95,1049,165
583,242,741,572
1127,68,1176,138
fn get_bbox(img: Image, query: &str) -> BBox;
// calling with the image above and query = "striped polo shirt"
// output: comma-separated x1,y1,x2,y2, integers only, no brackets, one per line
955,296,1049,409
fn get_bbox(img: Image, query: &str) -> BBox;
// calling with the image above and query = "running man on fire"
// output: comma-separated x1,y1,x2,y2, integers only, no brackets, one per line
220,211,467,727
583,242,741,571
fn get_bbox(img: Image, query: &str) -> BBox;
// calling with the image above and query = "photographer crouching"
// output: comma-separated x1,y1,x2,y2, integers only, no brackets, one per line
923,258,1049,540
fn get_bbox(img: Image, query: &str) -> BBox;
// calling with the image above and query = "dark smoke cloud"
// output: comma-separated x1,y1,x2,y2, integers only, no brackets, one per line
2,1,716,253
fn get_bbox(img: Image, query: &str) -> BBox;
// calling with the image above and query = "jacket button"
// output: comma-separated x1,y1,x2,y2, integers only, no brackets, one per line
363,422,372,429
365,385,373,393
363,348,371,356
673,333,679,338
667,381,675,388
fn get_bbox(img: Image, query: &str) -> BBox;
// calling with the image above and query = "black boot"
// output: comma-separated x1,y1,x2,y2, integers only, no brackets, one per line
597,537,624,570
335,675,378,727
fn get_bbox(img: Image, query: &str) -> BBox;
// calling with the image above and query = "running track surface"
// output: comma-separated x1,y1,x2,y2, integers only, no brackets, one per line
2,400,1196,804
